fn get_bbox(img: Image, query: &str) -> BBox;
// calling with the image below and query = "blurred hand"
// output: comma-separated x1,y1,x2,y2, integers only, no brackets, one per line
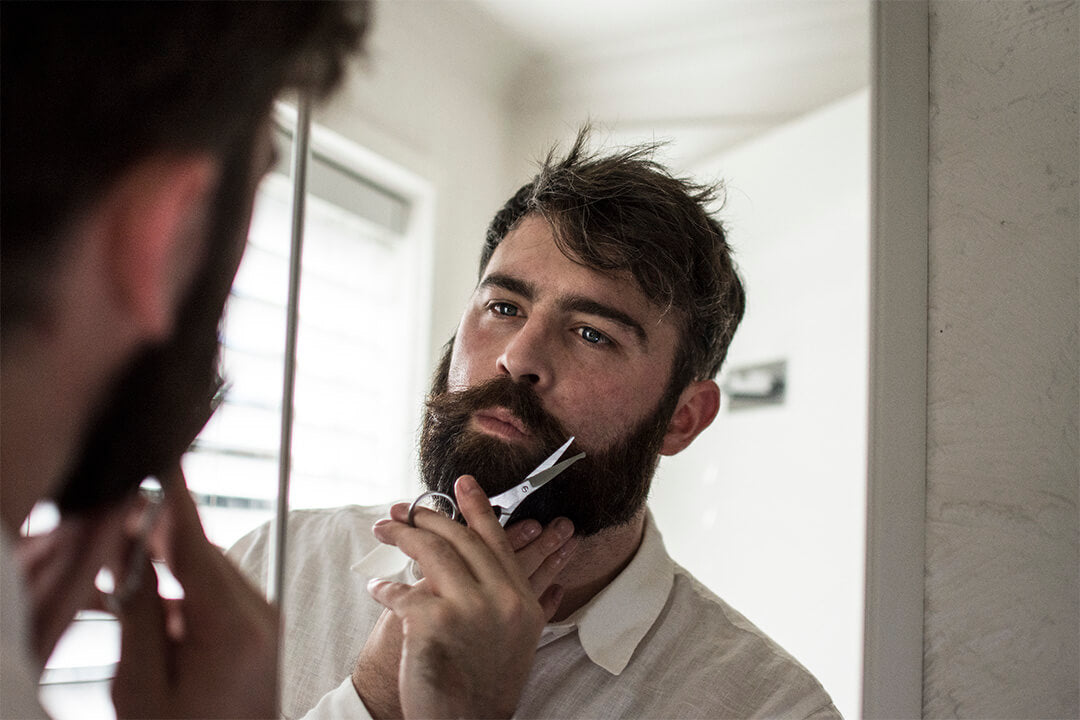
352,475,578,719
109,468,279,719
15,502,132,666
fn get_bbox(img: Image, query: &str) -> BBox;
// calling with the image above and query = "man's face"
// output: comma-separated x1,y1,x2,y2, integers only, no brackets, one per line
420,214,685,535
54,123,276,512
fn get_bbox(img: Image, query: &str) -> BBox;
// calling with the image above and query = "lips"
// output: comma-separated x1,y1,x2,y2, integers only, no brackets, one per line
472,406,529,440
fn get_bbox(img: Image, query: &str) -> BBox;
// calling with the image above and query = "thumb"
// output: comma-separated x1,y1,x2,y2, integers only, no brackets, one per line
149,468,216,592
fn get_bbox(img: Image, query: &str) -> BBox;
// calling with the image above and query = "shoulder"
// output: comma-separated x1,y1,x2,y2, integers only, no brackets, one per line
645,564,840,718
227,504,392,584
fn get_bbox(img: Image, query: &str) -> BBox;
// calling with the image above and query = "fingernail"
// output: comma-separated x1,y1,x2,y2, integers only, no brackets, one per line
553,517,574,540
520,521,541,540
456,475,478,495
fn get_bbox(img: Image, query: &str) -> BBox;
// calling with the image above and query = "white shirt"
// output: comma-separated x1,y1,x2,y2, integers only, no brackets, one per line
1,530,50,719
228,506,839,719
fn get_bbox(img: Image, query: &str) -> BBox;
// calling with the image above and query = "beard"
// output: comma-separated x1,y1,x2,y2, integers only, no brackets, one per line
419,344,681,537
53,130,260,513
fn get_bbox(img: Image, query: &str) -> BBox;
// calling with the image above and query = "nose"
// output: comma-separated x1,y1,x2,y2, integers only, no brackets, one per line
496,320,553,389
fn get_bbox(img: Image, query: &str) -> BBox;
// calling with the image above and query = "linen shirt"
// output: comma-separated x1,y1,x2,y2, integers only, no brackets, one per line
228,505,839,719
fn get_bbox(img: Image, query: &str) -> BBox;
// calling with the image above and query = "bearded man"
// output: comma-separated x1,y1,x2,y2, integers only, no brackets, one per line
230,130,840,719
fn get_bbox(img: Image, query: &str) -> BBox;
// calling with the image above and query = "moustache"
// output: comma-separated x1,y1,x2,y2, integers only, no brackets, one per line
424,377,571,452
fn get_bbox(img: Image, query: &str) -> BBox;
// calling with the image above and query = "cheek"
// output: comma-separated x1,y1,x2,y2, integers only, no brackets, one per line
447,325,483,391
559,375,650,447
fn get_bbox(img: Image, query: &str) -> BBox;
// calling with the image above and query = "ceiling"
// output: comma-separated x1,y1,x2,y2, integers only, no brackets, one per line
467,0,871,161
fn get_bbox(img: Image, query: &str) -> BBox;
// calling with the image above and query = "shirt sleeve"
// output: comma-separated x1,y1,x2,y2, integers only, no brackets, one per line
300,677,373,720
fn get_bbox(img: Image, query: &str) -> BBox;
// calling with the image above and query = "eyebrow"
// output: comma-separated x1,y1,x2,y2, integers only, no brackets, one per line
480,272,649,348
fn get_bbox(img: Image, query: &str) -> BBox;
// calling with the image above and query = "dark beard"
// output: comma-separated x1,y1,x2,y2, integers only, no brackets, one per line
53,132,258,513
419,345,680,537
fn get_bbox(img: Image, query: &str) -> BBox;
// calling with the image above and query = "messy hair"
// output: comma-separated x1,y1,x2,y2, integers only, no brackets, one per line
482,127,746,391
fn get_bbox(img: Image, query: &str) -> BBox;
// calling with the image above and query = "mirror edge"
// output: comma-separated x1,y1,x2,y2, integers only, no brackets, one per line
863,1,929,718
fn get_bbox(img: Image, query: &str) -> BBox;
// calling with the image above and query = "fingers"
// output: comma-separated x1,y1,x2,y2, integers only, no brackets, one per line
152,468,254,609
380,478,527,596
373,512,478,592
367,578,408,609
111,547,168,718
378,482,579,603
149,468,209,582
504,518,542,551
149,467,277,647
16,504,132,663
537,584,566,622
510,517,575,580
449,476,524,583
367,577,428,616
526,535,579,599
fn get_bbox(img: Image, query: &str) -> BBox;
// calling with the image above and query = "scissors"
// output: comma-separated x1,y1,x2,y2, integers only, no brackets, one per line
408,436,585,527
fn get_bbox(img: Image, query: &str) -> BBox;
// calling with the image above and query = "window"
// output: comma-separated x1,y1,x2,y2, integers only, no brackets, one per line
34,106,433,720
186,112,432,548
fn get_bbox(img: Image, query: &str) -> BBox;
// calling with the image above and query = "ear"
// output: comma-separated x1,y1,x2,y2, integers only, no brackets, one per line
660,379,721,456
102,155,219,340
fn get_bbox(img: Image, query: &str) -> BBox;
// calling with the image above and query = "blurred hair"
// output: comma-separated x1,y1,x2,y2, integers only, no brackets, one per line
482,126,746,392
1,1,370,331
0,1,370,511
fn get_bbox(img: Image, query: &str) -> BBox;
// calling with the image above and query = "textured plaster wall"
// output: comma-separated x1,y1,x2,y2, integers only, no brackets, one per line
924,1,1079,717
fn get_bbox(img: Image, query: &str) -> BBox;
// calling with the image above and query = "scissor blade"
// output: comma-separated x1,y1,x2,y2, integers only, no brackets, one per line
486,451,586,512
524,452,585,492
526,436,576,479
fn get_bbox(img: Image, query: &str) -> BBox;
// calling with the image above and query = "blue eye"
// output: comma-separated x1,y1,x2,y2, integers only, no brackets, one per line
491,302,518,317
579,327,610,345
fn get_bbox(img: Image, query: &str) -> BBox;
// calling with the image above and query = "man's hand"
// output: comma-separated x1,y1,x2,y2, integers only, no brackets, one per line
354,475,578,719
15,503,132,666
109,469,279,719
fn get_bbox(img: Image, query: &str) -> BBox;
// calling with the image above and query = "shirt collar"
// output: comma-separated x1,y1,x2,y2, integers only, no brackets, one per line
545,510,674,675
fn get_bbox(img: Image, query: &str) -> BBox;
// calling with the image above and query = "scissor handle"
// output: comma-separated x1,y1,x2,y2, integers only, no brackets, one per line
407,491,459,526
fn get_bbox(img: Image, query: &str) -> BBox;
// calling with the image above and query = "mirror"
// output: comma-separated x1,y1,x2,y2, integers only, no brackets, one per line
313,2,872,718
35,4,936,719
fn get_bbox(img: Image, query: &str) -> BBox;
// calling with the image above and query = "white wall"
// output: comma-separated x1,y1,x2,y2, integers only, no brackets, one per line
312,0,525,396
923,2,1079,716
309,0,528,492
649,91,869,720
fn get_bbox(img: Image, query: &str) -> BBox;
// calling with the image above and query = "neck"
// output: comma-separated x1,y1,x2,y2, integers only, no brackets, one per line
549,510,646,621
0,324,131,533
2,225,151,534
1,347,85,532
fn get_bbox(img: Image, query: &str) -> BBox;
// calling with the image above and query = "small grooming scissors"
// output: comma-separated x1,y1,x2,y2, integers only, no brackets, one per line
407,436,585,527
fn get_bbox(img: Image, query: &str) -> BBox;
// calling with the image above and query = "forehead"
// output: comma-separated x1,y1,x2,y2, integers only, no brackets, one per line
483,215,682,345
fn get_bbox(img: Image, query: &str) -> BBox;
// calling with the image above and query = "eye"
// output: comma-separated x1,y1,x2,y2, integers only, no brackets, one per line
578,326,611,346
489,301,519,317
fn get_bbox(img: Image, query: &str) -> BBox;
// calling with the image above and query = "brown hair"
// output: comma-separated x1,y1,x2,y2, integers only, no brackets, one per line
482,127,746,392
